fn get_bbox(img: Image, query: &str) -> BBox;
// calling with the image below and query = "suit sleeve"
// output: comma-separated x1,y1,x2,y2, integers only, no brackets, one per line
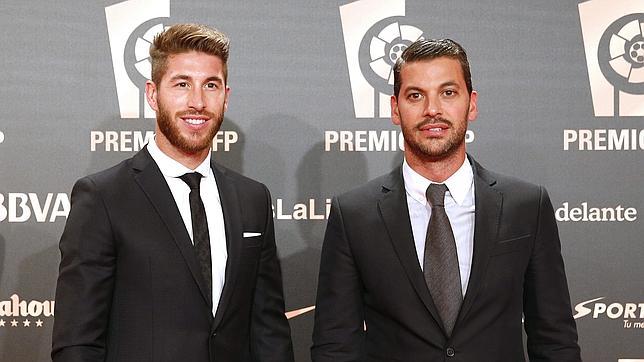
311,196,365,362
249,185,295,362
523,186,581,361
52,177,116,362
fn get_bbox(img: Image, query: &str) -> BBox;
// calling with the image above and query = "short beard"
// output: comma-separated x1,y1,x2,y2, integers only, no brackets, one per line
156,103,223,154
403,115,468,161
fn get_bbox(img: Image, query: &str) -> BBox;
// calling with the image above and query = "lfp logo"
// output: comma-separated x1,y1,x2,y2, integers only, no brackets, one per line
105,0,170,119
340,0,425,118
579,0,644,117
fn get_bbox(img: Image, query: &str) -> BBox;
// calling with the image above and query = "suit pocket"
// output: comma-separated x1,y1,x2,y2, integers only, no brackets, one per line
240,236,262,266
490,234,531,256
243,235,262,248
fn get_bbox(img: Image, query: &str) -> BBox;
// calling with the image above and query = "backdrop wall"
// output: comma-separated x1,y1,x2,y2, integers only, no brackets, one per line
1,0,642,361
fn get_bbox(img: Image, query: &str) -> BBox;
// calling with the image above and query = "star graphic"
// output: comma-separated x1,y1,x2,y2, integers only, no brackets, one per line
23,319,31,327
10,319,18,327
36,319,43,327
0,319,5,327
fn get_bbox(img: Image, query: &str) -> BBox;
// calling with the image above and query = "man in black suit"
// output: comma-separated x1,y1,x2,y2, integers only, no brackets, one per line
52,23,294,362
312,39,581,361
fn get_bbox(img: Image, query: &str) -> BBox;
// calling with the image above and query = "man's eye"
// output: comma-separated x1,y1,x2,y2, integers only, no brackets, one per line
177,82,188,88
408,93,422,100
206,83,217,89
444,90,456,96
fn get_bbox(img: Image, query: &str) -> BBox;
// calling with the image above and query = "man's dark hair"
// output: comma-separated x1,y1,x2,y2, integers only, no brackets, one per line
393,38,472,96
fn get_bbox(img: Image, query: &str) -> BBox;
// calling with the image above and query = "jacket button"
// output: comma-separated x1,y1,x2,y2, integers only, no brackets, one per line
211,332,217,338
446,347,455,357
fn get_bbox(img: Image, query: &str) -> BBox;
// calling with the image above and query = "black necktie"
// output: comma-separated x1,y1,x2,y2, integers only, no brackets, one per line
423,183,462,337
179,172,212,305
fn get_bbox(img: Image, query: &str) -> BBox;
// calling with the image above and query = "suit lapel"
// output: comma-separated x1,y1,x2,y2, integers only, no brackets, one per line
130,149,213,314
210,162,243,330
377,167,443,329
457,156,502,324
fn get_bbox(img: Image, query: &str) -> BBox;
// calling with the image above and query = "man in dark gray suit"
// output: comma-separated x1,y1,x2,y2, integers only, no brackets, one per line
312,39,581,361
52,23,294,362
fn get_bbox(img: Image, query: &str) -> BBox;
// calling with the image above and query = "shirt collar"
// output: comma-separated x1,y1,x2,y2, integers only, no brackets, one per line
147,136,212,178
402,156,473,206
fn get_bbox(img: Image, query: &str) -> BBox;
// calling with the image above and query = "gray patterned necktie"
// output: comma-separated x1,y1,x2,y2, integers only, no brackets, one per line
423,183,462,337
180,172,212,305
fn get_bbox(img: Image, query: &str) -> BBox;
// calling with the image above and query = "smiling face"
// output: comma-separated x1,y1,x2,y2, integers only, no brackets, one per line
391,56,478,167
145,51,229,162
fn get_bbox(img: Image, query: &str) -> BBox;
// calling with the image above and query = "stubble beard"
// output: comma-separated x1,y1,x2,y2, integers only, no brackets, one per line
402,113,469,162
156,101,224,154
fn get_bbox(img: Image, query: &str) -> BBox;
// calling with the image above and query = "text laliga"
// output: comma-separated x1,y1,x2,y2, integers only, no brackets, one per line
90,130,238,152
272,198,331,220
0,193,69,223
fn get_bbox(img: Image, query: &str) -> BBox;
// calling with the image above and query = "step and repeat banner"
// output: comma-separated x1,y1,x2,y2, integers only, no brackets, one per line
1,0,642,361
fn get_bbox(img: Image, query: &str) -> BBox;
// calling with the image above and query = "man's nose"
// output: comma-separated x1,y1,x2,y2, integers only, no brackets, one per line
188,88,206,111
424,94,442,118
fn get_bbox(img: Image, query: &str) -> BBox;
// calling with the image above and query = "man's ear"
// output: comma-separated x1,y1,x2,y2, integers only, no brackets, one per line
145,80,159,112
467,90,478,122
223,86,230,112
391,95,401,126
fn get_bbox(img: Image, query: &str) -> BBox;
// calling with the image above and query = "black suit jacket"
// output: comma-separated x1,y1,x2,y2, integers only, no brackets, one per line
52,148,294,362
312,156,580,362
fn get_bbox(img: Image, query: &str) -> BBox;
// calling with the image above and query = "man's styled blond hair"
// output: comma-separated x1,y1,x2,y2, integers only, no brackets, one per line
149,23,230,84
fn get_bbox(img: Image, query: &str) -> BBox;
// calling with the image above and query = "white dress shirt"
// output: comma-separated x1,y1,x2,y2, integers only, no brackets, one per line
402,157,476,296
147,138,227,317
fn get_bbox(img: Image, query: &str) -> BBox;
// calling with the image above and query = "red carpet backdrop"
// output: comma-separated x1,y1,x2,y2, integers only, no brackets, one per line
0,0,642,360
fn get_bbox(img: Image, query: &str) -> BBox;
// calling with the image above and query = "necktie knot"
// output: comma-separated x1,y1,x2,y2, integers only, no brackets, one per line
180,172,203,190
426,183,448,207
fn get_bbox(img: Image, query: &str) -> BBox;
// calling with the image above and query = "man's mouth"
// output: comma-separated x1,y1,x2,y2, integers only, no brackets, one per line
183,117,207,125
418,118,450,136
419,123,449,132
178,113,211,129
